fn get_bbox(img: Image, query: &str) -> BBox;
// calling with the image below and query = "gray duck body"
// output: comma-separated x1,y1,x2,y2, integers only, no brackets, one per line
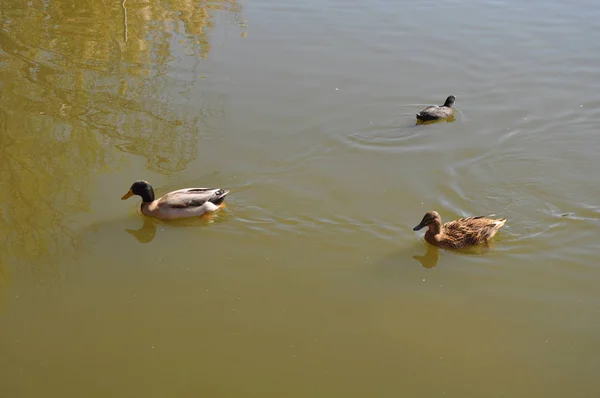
416,95,456,121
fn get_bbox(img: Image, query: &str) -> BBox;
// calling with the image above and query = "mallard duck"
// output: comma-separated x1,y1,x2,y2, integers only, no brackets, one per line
121,180,229,220
416,95,456,121
413,211,506,249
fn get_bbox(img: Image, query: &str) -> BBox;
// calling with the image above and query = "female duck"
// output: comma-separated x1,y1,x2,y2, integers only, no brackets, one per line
413,211,506,249
121,180,229,220
416,95,456,121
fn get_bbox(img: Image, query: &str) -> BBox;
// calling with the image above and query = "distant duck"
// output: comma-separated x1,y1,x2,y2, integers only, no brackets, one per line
413,211,506,249
416,95,456,121
121,180,229,220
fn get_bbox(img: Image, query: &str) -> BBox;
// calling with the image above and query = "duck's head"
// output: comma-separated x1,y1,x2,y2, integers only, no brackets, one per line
443,95,456,107
413,211,442,231
121,180,155,203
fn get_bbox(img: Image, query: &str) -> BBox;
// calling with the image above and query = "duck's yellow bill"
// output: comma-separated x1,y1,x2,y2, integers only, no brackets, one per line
121,189,134,200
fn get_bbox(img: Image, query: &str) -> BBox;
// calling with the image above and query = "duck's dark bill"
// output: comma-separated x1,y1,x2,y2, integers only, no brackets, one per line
413,224,425,231
121,190,134,200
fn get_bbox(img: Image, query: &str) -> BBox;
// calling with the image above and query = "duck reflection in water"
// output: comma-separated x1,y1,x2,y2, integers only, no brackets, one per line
415,112,456,126
126,217,158,244
413,244,440,269
125,209,225,244
412,240,500,268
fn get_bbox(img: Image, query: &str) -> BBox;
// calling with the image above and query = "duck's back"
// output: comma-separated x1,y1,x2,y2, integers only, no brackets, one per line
416,105,453,121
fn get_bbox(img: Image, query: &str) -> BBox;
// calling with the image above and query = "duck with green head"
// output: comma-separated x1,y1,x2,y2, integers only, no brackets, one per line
121,180,229,220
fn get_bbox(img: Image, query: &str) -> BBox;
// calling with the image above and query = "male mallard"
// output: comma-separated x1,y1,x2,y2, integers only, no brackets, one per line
416,95,456,121
413,211,506,249
121,180,229,220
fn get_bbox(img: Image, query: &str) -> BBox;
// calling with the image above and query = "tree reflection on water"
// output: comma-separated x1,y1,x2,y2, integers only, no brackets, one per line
0,0,246,293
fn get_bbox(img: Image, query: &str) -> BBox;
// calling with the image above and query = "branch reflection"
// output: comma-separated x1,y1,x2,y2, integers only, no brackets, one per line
0,0,246,293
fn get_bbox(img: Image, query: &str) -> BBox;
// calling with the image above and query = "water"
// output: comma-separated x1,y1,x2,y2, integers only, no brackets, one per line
1,0,600,396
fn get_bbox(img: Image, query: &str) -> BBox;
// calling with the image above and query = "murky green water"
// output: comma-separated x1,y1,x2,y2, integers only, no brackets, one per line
2,0,600,396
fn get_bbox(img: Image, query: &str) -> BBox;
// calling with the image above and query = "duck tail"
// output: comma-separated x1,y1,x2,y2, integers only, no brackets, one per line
490,218,507,232
485,217,507,239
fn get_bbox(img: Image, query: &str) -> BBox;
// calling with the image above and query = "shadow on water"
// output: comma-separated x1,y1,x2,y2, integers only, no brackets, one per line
124,208,231,244
398,102,459,127
372,242,440,273
378,239,500,271
412,244,440,269
412,241,496,268
414,113,456,126
126,217,159,244
0,0,246,294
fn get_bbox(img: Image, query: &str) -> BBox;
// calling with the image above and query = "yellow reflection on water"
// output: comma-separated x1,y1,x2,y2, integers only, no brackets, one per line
123,207,230,243
0,102,92,285
412,239,497,269
125,217,159,244
415,113,456,126
413,244,440,268
0,0,245,292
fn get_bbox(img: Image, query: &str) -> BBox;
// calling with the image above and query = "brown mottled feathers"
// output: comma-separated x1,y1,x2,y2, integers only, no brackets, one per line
414,211,507,249
440,216,507,249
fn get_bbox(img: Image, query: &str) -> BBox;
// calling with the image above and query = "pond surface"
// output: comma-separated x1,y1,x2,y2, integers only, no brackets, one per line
1,0,600,396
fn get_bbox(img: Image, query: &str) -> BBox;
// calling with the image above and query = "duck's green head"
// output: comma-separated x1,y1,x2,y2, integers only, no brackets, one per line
121,180,155,203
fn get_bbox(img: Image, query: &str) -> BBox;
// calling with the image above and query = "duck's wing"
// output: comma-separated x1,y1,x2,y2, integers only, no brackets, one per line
158,188,229,209
442,218,483,246
416,105,453,120
429,106,454,118
416,105,437,116
445,216,497,229
444,216,506,242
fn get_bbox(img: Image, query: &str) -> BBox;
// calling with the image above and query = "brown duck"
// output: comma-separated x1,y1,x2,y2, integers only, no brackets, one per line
413,211,506,249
